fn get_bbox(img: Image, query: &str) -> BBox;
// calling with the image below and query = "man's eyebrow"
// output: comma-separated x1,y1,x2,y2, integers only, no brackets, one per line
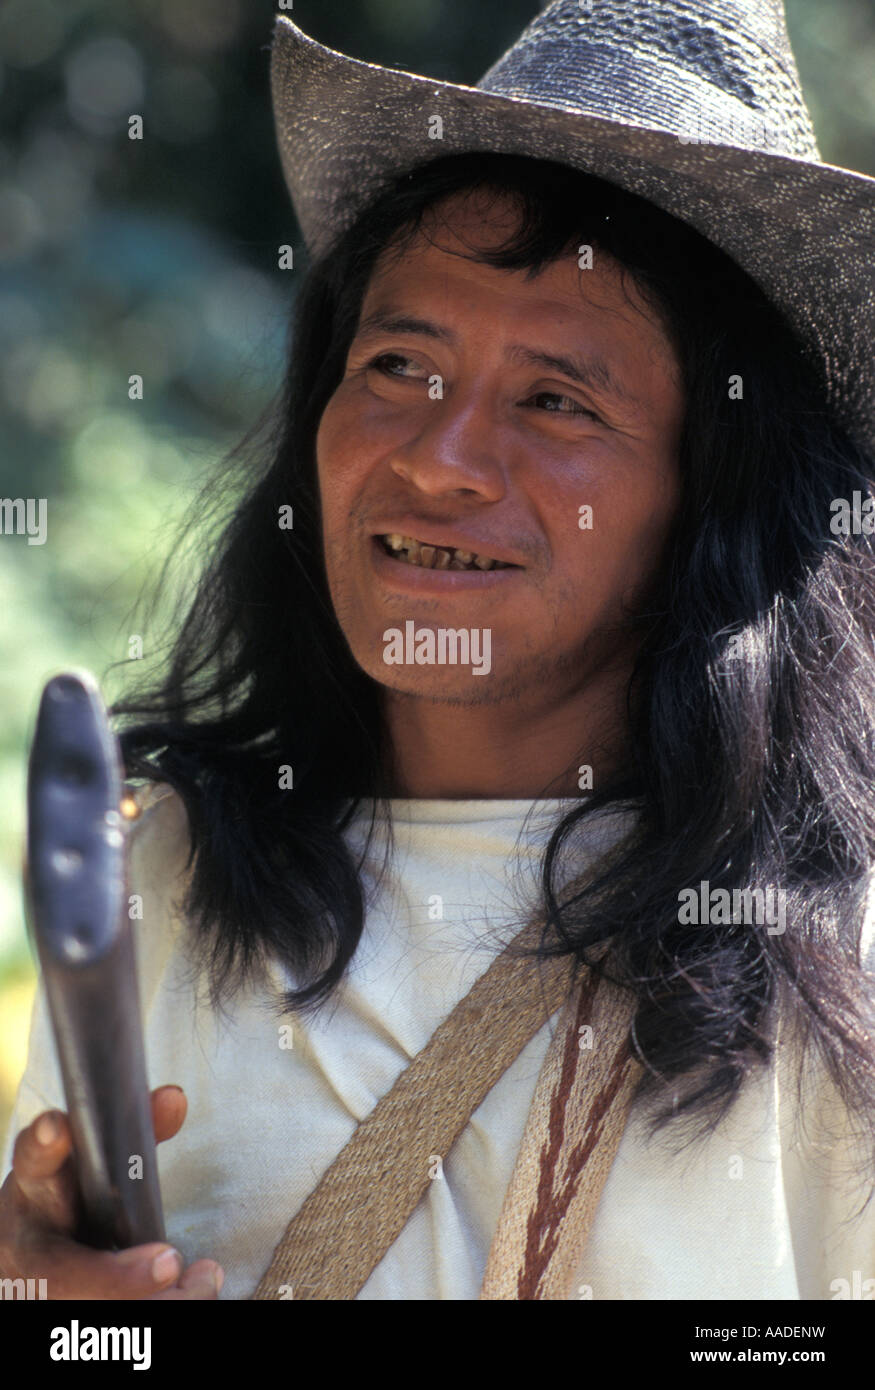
507,345,639,409
355,310,453,343
354,308,640,409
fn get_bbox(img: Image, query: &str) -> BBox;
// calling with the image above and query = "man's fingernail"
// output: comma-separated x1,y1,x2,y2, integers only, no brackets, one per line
35,1113,61,1146
213,1266,225,1293
151,1248,183,1284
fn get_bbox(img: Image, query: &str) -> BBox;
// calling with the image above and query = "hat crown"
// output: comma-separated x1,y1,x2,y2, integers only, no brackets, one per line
478,0,820,160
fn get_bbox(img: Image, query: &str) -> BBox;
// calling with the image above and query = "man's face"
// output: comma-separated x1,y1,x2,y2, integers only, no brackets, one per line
315,189,684,708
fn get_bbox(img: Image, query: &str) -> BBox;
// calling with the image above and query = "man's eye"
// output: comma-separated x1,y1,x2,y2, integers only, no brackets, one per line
367,352,423,378
525,391,599,420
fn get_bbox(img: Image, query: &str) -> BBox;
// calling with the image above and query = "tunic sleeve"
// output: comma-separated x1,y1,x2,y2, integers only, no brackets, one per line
778,875,875,1299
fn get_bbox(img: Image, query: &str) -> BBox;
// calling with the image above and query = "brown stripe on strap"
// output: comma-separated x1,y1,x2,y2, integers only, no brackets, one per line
480,965,641,1300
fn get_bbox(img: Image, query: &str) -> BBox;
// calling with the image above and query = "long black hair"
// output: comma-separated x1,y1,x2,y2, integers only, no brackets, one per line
111,152,875,1149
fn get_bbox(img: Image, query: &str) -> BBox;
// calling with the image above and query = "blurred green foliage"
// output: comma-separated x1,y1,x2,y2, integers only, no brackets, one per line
0,0,872,1124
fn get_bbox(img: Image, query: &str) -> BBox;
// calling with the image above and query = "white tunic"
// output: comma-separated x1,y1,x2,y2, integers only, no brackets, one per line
3,785,873,1300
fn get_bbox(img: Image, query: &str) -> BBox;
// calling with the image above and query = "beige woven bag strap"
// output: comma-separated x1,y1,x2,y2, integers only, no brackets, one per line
251,912,574,1300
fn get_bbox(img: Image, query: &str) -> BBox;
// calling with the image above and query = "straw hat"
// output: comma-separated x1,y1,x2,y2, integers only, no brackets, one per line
270,1,875,451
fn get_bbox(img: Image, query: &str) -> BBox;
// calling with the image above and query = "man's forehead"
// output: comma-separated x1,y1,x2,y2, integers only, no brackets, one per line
362,208,670,350
370,216,620,305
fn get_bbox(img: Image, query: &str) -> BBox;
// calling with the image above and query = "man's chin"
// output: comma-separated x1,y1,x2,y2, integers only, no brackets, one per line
349,621,498,689
368,668,503,705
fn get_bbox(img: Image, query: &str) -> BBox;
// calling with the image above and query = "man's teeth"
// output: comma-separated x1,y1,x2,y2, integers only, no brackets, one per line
381,533,510,571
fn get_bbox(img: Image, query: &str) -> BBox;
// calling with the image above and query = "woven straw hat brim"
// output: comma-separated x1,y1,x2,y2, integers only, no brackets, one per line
271,17,875,454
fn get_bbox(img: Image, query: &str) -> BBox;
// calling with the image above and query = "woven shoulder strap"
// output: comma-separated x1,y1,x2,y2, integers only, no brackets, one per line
252,908,639,1300
251,914,571,1299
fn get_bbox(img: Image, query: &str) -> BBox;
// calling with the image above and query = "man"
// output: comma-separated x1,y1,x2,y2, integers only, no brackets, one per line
1,1,874,1301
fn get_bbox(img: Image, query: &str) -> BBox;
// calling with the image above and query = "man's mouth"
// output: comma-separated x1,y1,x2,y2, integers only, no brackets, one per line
377,533,516,572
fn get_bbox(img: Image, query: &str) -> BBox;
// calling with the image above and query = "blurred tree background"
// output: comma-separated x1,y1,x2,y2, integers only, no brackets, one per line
1,0,873,1150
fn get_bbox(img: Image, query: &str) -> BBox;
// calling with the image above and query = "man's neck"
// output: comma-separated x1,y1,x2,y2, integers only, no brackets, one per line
381,676,629,799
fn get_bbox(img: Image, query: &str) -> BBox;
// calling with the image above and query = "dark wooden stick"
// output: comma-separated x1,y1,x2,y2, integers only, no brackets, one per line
24,669,165,1250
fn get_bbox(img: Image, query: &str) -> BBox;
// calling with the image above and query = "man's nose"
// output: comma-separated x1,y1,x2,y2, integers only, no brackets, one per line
387,384,506,501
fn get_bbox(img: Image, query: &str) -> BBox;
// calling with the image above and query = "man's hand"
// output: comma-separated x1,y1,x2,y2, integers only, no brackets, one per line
0,1085,224,1299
